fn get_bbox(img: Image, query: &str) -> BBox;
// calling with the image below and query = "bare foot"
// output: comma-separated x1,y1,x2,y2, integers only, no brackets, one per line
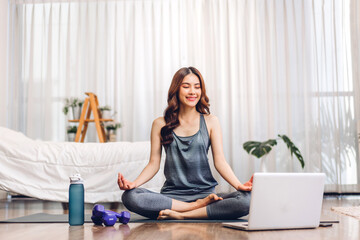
195,194,223,208
157,209,184,220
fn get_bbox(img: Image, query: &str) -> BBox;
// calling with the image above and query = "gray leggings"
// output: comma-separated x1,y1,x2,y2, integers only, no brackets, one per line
121,188,251,220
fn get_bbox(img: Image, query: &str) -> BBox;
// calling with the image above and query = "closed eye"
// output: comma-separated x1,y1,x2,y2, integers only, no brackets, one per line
181,83,200,89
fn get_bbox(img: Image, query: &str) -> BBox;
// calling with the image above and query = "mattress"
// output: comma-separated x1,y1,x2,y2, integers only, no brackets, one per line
0,127,165,203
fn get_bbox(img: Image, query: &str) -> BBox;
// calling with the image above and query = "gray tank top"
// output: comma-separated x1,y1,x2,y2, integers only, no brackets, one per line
160,114,218,201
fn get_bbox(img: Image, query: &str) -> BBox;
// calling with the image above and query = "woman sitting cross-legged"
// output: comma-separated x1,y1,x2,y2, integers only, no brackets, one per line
118,66,253,220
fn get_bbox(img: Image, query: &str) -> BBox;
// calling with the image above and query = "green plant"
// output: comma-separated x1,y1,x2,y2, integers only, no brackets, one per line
63,104,69,115
99,105,111,111
78,100,84,108
62,98,81,115
105,122,122,131
67,125,78,134
243,134,305,169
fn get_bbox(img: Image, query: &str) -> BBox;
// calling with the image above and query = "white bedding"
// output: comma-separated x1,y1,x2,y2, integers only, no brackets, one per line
0,127,165,203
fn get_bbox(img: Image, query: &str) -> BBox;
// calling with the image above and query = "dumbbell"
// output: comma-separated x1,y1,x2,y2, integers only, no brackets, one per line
91,204,131,226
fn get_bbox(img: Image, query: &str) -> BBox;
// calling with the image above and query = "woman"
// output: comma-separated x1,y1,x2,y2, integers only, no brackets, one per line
118,67,253,220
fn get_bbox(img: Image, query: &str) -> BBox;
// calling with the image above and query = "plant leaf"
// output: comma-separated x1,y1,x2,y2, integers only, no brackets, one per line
278,134,305,169
243,139,277,158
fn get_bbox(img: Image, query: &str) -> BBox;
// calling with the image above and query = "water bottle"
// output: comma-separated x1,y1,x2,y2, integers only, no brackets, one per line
69,173,84,226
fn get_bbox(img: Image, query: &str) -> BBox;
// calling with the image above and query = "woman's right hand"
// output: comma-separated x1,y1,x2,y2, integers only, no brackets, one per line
118,173,137,190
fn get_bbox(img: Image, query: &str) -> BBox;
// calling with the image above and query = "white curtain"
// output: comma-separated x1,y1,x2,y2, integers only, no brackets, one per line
5,0,359,191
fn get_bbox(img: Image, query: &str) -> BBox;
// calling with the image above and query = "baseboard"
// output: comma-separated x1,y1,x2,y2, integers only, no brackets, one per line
325,184,360,194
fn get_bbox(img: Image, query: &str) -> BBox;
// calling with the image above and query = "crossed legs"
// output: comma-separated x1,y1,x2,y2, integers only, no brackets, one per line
158,191,251,220
121,188,250,220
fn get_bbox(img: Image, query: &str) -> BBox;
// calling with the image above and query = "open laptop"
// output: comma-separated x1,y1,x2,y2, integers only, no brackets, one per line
223,172,326,231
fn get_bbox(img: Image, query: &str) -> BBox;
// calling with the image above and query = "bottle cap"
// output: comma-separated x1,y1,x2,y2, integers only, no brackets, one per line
69,173,84,184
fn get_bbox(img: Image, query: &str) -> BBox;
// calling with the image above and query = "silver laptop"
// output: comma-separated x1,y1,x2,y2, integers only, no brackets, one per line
223,172,325,231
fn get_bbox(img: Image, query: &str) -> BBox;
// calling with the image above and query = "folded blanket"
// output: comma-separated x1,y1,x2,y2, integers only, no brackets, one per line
0,127,165,203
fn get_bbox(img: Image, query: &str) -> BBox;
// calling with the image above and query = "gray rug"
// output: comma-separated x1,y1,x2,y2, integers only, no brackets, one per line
0,213,246,223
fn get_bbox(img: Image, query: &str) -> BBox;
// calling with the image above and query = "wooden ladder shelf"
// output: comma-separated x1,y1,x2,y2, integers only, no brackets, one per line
68,92,113,143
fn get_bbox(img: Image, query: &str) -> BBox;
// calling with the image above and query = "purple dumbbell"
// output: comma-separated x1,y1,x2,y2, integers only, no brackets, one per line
91,204,131,226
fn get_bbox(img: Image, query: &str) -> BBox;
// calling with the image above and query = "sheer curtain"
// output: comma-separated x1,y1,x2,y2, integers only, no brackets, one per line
5,0,359,191
0,1,8,129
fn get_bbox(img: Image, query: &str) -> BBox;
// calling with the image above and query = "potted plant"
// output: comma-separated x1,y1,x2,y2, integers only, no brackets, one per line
63,98,83,120
74,100,84,120
105,122,122,142
243,134,305,172
99,105,112,119
67,125,78,142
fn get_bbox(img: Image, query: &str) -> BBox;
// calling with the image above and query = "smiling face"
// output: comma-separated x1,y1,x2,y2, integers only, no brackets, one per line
178,73,202,108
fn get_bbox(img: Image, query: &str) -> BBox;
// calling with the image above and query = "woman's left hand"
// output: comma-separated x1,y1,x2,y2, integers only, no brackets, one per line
237,175,253,191
118,173,137,190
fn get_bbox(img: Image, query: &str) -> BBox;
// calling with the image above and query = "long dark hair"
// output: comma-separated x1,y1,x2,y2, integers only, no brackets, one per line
160,67,210,146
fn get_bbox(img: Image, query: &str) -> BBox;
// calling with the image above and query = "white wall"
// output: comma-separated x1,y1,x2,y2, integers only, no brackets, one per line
0,0,9,199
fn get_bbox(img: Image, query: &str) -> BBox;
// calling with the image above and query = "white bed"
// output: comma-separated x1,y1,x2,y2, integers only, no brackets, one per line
0,127,165,203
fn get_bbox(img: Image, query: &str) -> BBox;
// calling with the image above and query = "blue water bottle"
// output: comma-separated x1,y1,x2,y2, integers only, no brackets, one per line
69,173,84,226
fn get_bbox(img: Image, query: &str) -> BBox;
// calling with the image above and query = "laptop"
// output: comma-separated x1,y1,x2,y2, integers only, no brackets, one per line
223,172,326,231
